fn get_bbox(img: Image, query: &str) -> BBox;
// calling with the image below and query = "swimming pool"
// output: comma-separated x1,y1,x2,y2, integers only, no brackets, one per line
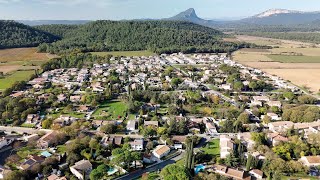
194,164,206,174
107,167,118,175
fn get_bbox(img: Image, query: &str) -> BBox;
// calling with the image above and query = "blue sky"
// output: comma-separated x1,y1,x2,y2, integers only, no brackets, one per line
1,0,320,20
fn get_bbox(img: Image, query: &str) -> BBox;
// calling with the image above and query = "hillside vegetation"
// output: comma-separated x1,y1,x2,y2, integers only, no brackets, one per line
35,24,80,38
37,20,256,54
0,20,59,49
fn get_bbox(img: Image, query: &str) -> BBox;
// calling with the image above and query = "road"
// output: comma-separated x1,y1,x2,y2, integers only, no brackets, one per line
115,151,185,180
0,126,52,134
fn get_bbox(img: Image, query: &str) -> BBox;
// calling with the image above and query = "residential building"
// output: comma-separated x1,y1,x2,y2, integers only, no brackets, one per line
249,169,264,179
130,139,144,151
152,145,170,159
214,165,251,180
220,135,235,159
127,120,137,131
0,137,13,149
18,155,44,170
300,156,320,167
70,160,92,180
37,131,59,149
144,121,159,128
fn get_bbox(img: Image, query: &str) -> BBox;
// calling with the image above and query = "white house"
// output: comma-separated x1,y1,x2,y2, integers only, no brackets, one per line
300,156,320,167
70,160,92,180
127,120,137,131
0,165,10,179
262,113,281,121
249,169,264,180
152,145,170,159
220,135,235,159
268,121,294,132
0,138,13,149
130,139,144,151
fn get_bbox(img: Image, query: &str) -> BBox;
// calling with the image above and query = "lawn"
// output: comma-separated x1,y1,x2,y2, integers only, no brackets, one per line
91,51,154,57
92,100,128,120
0,70,35,90
267,55,320,63
200,139,220,156
21,123,36,128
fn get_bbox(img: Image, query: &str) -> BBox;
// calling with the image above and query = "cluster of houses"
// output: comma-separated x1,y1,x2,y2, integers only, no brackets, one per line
1,52,319,179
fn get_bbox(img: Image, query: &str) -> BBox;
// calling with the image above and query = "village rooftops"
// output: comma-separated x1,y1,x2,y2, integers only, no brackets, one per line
71,159,92,171
144,121,159,127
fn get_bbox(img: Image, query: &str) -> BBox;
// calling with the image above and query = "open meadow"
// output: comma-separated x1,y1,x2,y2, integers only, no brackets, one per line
0,70,35,90
233,35,320,93
0,48,52,91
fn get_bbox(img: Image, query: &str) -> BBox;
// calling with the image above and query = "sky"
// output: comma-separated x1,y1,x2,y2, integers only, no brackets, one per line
1,0,320,20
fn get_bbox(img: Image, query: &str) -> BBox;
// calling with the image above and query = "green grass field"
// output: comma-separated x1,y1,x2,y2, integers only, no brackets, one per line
92,100,128,120
91,51,154,57
0,70,34,90
267,55,320,63
200,139,220,156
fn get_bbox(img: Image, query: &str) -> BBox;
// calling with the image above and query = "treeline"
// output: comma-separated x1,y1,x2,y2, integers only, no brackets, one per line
36,20,256,54
239,31,320,44
282,105,320,123
0,20,59,49
41,53,107,71
222,23,320,33
35,24,80,38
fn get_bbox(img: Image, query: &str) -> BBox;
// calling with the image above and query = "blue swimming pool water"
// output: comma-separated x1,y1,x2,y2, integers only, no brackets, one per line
194,164,206,174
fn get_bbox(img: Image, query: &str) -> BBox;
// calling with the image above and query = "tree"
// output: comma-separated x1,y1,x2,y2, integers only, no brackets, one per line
100,124,117,134
42,119,53,129
246,154,254,171
283,92,295,101
141,127,157,138
262,115,271,124
237,112,250,124
225,152,239,167
234,81,244,92
249,81,258,91
160,164,189,180
185,139,195,175
90,164,108,180
146,141,154,150
171,78,182,88
251,132,267,146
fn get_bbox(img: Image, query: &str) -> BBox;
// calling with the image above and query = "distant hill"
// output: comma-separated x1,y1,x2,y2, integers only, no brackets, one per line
167,8,220,27
239,9,320,25
37,20,253,54
17,20,90,26
0,20,59,49
167,8,320,30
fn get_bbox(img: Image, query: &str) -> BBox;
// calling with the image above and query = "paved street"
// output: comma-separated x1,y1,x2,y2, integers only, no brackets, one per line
0,126,52,134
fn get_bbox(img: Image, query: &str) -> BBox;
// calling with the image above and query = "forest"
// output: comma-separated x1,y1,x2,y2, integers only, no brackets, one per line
34,24,80,38
35,20,257,54
0,20,59,49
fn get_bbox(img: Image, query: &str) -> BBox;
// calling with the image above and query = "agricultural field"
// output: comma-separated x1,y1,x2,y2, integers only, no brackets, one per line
92,100,128,120
267,55,320,63
0,48,52,74
233,35,320,94
91,51,154,57
0,70,35,90
0,48,53,91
